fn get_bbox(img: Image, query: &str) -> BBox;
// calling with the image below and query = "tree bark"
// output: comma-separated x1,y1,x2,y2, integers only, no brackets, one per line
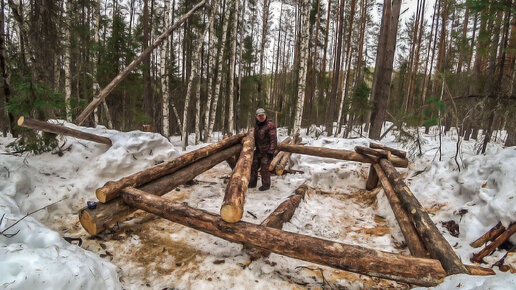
96,131,245,203
17,117,112,146
79,144,242,235
161,0,171,137
379,159,468,275
227,0,240,134
121,187,447,286
220,129,254,223
64,0,72,122
75,0,207,125
278,143,408,168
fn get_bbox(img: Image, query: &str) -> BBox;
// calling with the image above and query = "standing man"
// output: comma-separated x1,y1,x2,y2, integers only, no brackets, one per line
249,108,277,191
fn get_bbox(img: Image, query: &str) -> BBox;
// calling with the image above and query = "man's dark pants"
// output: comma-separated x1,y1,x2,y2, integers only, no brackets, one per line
249,151,272,187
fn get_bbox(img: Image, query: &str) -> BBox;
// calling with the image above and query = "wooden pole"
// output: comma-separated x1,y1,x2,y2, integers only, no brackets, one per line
470,222,505,248
378,159,468,275
121,187,446,286
471,222,516,263
17,116,112,146
75,0,207,125
220,129,254,223
79,144,242,235
277,143,408,168
373,163,428,257
370,142,407,158
275,137,302,175
96,132,245,203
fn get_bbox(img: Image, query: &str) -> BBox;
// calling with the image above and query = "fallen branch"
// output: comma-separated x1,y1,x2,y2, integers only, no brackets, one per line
471,222,516,263
470,222,505,248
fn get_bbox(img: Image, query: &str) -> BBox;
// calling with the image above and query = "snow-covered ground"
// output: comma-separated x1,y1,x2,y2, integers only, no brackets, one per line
1,121,515,289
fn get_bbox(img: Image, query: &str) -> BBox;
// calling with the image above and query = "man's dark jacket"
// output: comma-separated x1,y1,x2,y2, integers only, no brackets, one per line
254,117,277,155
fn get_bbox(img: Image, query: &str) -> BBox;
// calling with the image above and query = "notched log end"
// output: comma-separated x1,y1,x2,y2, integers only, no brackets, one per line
220,204,243,223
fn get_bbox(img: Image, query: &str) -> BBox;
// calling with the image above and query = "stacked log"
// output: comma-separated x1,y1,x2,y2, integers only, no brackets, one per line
121,187,447,286
470,222,505,248
275,136,302,175
471,222,516,263
220,129,255,223
370,142,407,158
79,144,242,235
95,132,246,203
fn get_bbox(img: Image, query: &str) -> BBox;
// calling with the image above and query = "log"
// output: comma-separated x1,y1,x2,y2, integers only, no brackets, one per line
220,129,254,223
96,132,245,203
17,116,112,146
373,163,428,257
471,222,516,263
470,222,505,248
355,145,392,159
75,0,207,125
273,136,291,156
272,169,305,175
121,187,446,286
378,159,468,275
275,137,302,175
370,142,407,159
268,151,285,171
366,165,379,190
277,143,408,168
79,144,242,235
464,265,496,276
222,135,239,170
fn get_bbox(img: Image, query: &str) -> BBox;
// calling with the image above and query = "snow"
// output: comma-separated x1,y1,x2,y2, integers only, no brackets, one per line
1,121,515,289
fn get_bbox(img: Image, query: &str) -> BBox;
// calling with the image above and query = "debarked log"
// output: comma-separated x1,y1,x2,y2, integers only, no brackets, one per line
79,144,242,235
17,116,112,146
277,143,408,168
379,159,468,275
121,187,447,286
220,129,255,223
96,132,246,203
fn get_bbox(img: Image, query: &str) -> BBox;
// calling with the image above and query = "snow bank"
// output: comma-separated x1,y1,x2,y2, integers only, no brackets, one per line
0,121,178,289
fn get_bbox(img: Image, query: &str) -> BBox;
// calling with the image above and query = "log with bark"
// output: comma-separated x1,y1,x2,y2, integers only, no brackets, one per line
79,144,242,235
370,142,407,159
378,159,468,275
17,116,112,146
96,132,246,203
464,265,496,276
366,164,380,190
275,137,302,175
355,145,392,159
470,222,505,248
268,151,286,171
121,187,446,286
471,222,516,263
274,136,292,156
220,129,255,223
277,143,408,167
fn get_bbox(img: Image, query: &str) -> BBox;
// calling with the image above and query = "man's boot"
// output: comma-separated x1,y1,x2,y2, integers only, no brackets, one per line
258,185,270,191
249,176,257,188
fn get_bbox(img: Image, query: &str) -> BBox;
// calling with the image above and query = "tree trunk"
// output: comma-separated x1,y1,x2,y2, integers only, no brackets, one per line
79,144,242,235
227,0,240,134
64,0,72,122
143,0,152,125
379,159,468,275
161,0,171,137
97,132,245,203
0,0,10,137
220,129,254,223
121,187,446,286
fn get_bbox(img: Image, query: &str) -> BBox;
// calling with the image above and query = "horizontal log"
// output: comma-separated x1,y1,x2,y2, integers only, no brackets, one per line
355,146,391,159
370,142,407,159
96,132,246,203
277,143,408,168
79,144,242,235
272,169,305,175
471,222,516,263
373,163,428,258
274,137,291,156
470,222,505,248
379,159,468,275
220,129,254,223
17,116,112,146
121,188,446,286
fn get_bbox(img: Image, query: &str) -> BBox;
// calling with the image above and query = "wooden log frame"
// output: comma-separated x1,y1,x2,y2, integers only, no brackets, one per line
277,143,408,168
220,129,255,223
471,222,516,263
355,145,392,159
370,142,407,159
470,222,505,248
275,137,302,175
121,187,447,286
79,144,242,235
75,0,207,125
96,132,246,203
17,116,112,146
378,159,468,275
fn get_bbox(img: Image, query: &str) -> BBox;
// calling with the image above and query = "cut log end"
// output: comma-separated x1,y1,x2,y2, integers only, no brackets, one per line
79,210,98,235
465,265,496,276
17,116,25,126
220,204,243,223
96,188,110,203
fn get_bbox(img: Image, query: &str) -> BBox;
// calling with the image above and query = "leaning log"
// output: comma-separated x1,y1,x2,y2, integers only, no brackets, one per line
378,159,468,275
79,145,242,235
471,222,516,263
366,165,380,190
273,137,292,156
269,151,286,171
121,188,446,286
370,142,407,159
96,132,246,203
75,0,207,125
373,163,428,257
470,222,505,248
277,143,408,168
276,137,302,175
220,129,255,223
17,116,112,146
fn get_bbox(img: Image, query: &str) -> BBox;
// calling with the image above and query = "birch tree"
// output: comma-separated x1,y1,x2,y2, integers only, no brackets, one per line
161,0,170,137
64,0,72,122
227,0,240,134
